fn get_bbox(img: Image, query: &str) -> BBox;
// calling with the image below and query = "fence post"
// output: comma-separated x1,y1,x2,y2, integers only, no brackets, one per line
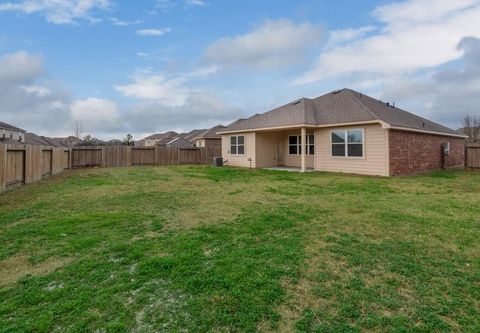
100,147,106,167
0,144,6,192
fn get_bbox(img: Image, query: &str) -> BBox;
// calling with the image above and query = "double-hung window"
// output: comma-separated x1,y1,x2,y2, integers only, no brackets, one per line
288,134,314,155
230,135,245,155
331,129,364,157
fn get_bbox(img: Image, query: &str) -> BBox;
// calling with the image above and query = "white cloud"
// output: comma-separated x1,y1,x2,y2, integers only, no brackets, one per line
125,92,241,133
0,0,110,24
71,98,122,132
115,72,188,106
381,37,480,129
186,0,204,6
21,84,51,97
135,28,171,36
295,0,480,84
156,0,206,11
0,51,72,135
110,17,143,26
115,66,218,106
116,66,240,133
204,18,322,70
325,26,375,48
0,51,124,137
0,51,43,84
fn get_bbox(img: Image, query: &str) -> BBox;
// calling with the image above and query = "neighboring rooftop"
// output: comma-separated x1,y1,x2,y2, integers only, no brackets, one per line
0,121,26,133
25,133,71,147
220,89,460,136
144,131,179,140
194,125,226,140
183,129,207,142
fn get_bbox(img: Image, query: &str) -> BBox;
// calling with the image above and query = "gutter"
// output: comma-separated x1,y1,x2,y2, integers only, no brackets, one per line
387,126,468,139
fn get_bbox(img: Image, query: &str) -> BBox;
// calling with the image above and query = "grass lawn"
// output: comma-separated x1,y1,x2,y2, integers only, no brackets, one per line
0,166,479,332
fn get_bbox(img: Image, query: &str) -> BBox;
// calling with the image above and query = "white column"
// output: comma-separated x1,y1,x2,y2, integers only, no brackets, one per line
301,127,306,173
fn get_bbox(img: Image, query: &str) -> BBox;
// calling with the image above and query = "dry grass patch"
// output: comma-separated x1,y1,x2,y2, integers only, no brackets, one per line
0,254,71,287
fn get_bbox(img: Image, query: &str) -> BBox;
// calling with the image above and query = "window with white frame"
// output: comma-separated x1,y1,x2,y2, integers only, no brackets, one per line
288,134,314,155
331,129,363,157
307,134,314,155
230,135,245,155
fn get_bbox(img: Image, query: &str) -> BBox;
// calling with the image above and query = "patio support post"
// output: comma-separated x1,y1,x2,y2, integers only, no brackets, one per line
301,127,306,173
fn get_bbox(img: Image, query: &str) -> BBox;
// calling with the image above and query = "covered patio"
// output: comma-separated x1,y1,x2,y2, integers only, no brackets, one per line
255,127,315,172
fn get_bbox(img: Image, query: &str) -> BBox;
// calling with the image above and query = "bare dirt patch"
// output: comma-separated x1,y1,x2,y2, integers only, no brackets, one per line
0,254,71,287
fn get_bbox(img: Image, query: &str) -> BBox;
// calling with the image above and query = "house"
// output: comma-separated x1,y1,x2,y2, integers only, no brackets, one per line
0,121,26,144
194,125,226,148
25,132,57,147
53,136,83,147
183,129,206,145
140,129,207,147
218,89,466,176
165,136,194,148
143,131,179,146
25,133,80,147
457,127,480,142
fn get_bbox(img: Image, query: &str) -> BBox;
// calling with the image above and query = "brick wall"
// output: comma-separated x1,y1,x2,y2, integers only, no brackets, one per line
389,130,465,176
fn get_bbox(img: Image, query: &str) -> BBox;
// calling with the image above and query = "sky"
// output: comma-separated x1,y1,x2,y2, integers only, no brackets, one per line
0,0,479,140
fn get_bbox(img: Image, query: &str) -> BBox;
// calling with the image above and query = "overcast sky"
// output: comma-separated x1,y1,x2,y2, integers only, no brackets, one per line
0,0,479,139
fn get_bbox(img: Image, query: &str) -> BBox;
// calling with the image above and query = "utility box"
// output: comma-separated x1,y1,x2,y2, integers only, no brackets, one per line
443,142,450,155
212,157,223,167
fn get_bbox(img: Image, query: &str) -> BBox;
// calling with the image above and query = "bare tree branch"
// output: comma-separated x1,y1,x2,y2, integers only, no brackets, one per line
72,121,84,138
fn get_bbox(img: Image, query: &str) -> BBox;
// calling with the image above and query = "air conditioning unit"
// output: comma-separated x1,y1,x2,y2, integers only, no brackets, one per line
212,157,223,167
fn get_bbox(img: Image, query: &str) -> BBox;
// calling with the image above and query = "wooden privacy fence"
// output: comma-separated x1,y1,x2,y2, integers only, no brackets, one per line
0,144,221,192
466,143,480,169
0,144,69,192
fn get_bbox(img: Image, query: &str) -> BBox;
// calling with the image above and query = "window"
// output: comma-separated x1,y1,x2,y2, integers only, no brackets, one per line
307,134,314,155
288,135,300,155
288,134,314,155
331,129,364,157
230,135,245,155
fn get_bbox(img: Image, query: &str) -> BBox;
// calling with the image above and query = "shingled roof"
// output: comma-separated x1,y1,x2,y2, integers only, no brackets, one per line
219,89,461,137
144,131,178,140
194,125,226,140
0,121,26,132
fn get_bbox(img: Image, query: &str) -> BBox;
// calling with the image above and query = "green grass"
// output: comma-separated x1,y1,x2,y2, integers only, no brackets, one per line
0,166,479,332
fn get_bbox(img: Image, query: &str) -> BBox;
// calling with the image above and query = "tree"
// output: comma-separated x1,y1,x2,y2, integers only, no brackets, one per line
123,133,134,146
72,121,84,138
462,114,480,142
79,134,106,146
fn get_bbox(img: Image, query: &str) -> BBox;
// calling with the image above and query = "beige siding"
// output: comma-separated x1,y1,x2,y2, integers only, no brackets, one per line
195,139,205,147
282,130,314,169
222,132,256,168
255,132,278,168
315,124,389,176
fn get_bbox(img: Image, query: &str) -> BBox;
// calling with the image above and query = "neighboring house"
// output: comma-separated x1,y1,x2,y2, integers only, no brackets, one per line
183,129,206,145
143,131,179,146
194,125,226,148
25,133,71,147
53,136,83,147
166,137,194,148
457,127,480,142
135,139,146,146
0,121,26,144
218,89,466,176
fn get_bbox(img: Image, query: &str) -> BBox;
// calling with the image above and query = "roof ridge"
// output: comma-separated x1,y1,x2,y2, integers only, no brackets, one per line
343,89,381,122
303,98,317,125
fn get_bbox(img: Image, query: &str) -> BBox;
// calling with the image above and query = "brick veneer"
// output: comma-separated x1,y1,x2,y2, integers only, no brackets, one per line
389,130,465,176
